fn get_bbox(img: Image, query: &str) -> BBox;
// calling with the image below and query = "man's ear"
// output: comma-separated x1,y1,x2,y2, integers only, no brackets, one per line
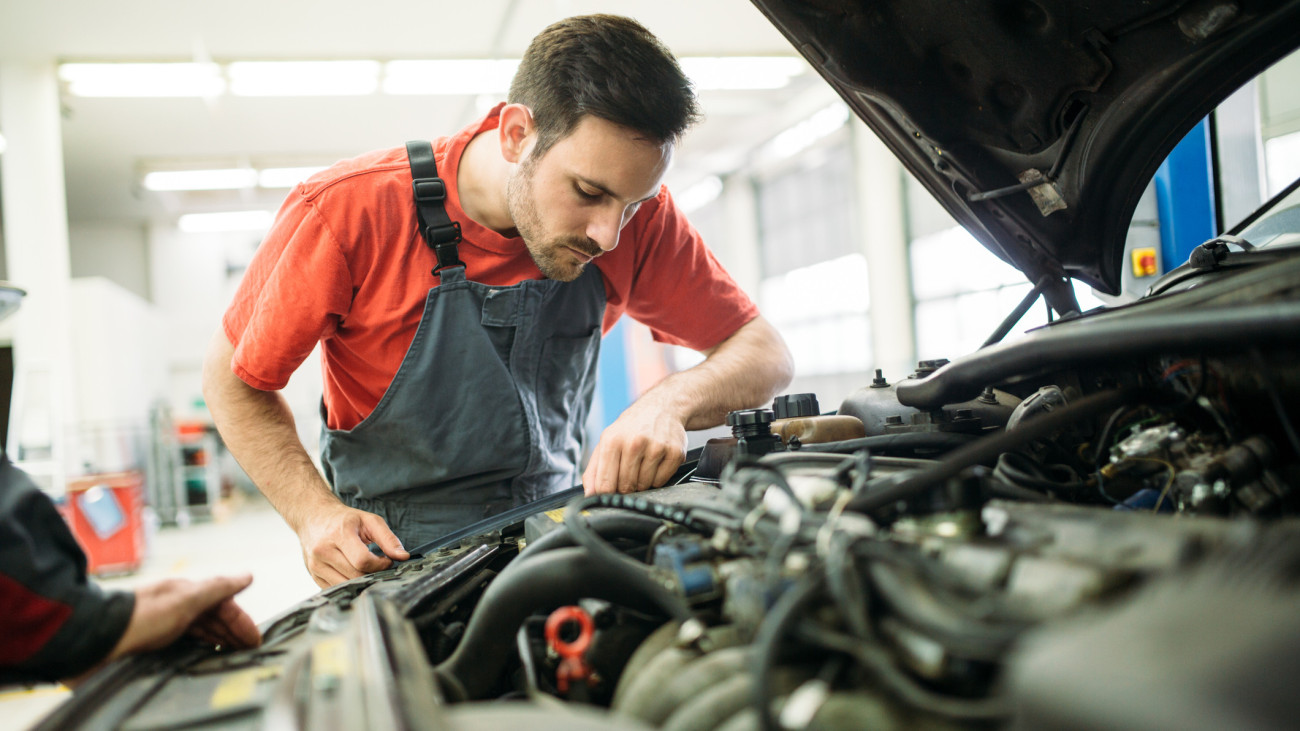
498,104,535,164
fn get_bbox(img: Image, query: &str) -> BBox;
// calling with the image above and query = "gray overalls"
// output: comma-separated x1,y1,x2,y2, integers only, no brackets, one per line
318,141,605,548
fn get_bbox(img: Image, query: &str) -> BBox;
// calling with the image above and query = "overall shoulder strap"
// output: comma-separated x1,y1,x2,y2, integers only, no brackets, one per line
406,140,464,276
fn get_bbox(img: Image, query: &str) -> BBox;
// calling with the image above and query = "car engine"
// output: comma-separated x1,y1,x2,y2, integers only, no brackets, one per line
402,250,1300,730
41,250,1300,731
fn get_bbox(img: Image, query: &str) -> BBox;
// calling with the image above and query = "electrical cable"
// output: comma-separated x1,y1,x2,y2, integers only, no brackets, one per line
847,388,1170,515
993,452,1080,499
793,623,1010,721
753,572,825,731
985,477,1057,502
865,560,1021,661
515,512,666,563
562,497,665,574
729,460,804,513
824,531,872,640
1146,459,1178,513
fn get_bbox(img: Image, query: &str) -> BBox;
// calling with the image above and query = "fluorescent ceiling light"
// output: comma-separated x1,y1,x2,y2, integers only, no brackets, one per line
384,59,519,95
178,210,274,233
258,166,327,188
762,102,850,163
679,57,806,90
59,63,225,98
676,175,725,213
228,61,380,96
143,168,258,191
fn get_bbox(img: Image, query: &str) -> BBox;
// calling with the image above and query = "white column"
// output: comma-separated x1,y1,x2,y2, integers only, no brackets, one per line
718,176,762,299
0,62,76,493
851,121,915,381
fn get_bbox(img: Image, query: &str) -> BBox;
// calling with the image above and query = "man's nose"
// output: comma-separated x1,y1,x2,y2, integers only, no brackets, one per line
586,208,623,253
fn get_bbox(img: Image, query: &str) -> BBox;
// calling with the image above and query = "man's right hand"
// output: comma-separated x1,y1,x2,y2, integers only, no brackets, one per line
296,504,410,587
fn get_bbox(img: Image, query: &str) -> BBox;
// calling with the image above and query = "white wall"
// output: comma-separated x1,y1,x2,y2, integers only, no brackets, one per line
69,220,150,301
148,225,323,457
67,276,166,473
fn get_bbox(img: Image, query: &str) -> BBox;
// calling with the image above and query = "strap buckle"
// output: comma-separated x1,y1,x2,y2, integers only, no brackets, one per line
412,177,447,203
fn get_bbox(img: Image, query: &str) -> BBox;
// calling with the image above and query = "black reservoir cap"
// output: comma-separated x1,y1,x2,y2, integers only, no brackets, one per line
772,393,820,419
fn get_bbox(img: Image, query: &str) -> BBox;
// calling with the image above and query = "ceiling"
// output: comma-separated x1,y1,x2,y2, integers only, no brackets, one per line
0,0,826,228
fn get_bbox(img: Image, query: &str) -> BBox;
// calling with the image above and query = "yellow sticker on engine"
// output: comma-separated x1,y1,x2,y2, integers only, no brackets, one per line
545,508,566,523
210,667,280,709
312,638,349,679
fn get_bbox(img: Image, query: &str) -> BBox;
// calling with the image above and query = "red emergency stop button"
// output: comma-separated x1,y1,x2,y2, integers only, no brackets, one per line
1132,247,1158,277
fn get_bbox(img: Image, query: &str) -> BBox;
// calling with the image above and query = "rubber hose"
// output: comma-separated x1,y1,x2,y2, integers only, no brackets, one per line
612,625,745,715
847,389,1165,514
669,664,810,731
663,674,754,731
433,547,689,701
754,573,825,731
806,692,907,731
516,512,666,561
713,708,758,731
632,646,751,724
985,480,1056,502
867,561,1020,660
796,623,1009,721
610,622,682,709
805,432,978,455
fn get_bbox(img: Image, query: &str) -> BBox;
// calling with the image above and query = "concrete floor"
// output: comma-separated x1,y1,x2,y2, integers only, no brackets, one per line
2,492,320,729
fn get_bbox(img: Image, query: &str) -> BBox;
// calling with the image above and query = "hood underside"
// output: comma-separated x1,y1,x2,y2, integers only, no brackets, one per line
749,0,1300,294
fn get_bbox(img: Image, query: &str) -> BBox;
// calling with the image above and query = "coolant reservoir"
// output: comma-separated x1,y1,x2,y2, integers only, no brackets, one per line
769,392,866,444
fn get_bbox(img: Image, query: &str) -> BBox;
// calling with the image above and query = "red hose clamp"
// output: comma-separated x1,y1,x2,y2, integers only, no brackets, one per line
545,605,596,693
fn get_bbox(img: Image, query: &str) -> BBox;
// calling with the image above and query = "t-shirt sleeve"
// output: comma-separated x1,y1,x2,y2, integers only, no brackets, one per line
222,188,354,391
0,458,135,684
617,188,759,351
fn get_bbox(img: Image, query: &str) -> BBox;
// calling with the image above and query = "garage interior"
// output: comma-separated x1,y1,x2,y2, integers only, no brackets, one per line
2,1,1300,726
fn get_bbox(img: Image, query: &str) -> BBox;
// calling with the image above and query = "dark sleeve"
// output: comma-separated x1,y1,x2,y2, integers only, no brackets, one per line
0,457,135,685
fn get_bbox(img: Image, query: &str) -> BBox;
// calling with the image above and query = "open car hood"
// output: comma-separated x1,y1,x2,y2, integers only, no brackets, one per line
749,0,1300,294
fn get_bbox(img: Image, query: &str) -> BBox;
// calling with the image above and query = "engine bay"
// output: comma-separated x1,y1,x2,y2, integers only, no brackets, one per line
42,251,1300,731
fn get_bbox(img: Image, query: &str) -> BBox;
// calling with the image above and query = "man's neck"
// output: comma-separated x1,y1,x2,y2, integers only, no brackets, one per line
457,131,518,237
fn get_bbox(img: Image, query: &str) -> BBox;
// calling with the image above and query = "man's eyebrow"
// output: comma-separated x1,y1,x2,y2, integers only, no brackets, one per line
577,176,658,204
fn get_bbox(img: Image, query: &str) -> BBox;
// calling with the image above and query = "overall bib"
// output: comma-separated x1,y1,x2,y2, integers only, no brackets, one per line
318,142,605,548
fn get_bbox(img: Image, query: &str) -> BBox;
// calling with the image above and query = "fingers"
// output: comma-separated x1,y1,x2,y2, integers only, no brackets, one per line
309,560,351,589
593,445,622,495
359,514,409,561
114,575,258,660
583,451,609,495
300,508,404,588
585,432,686,495
185,575,254,616
339,537,393,576
618,448,645,494
195,597,262,650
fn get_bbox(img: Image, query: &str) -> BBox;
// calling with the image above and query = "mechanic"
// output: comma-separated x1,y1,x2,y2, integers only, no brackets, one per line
0,455,261,686
202,14,793,589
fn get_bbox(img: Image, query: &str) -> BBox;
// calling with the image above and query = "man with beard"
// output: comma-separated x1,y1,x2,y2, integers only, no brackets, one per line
203,14,793,588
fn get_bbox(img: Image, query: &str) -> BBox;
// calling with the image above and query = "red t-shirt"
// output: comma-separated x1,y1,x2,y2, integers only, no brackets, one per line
223,106,758,430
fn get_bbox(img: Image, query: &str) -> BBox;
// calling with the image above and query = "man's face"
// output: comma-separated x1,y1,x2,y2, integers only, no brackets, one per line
506,115,674,281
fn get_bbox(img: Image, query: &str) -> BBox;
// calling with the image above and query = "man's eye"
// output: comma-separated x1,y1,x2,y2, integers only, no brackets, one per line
576,186,602,200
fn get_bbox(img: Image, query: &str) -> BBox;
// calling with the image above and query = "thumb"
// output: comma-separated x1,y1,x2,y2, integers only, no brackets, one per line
359,514,409,561
188,574,254,612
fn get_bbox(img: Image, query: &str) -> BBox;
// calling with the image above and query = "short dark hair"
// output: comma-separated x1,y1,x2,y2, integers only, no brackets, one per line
509,14,702,158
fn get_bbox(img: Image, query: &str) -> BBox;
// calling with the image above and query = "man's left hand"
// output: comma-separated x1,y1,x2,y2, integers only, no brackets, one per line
582,402,687,495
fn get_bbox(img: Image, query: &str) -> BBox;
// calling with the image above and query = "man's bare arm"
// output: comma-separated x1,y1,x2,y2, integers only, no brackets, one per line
582,315,794,494
201,330,408,587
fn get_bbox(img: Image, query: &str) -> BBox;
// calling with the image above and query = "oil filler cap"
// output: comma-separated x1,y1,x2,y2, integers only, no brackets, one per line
727,408,774,431
773,393,820,419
